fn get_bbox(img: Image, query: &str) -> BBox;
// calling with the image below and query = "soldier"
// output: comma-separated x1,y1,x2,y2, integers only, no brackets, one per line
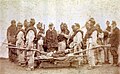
25,18,37,70
45,23,58,52
85,18,97,70
57,22,69,51
109,21,119,66
69,23,83,65
7,20,17,62
15,22,26,66
103,20,111,64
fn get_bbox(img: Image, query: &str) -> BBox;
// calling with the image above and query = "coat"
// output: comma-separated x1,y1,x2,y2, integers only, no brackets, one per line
109,27,119,48
7,25,17,44
46,29,58,49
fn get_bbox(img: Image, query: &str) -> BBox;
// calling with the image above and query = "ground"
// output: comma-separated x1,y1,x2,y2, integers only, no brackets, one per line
0,58,120,74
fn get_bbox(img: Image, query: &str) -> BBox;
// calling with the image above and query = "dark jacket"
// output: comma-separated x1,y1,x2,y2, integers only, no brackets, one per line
7,25,17,44
109,27,119,47
46,29,58,49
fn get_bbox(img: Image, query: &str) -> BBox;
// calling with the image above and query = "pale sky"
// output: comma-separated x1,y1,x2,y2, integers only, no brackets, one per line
0,0,120,57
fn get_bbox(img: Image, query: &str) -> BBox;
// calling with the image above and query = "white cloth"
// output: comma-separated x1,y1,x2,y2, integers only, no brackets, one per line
26,30,35,48
69,32,82,48
58,40,66,51
91,31,97,46
70,31,83,65
16,31,25,63
86,30,97,67
26,30,35,68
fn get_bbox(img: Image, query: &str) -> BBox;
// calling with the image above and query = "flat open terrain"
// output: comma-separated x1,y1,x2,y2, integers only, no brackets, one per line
0,58,120,74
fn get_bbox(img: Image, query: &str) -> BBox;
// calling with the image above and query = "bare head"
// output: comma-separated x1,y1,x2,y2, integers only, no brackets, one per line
88,18,96,27
30,18,35,27
11,20,16,26
24,19,28,28
17,22,23,30
37,22,42,30
60,22,68,31
111,21,117,29
106,20,110,26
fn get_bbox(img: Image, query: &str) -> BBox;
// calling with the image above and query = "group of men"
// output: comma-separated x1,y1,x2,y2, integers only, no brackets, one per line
7,18,120,70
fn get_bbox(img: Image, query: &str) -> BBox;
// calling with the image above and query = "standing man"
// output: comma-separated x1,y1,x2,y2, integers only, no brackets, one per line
25,18,37,70
85,18,97,70
103,20,111,64
109,21,119,66
15,22,26,66
57,23,69,51
36,22,45,53
23,19,29,31
7,20,17,62
95,24,104,65
46,23,58,52
69,23,83,65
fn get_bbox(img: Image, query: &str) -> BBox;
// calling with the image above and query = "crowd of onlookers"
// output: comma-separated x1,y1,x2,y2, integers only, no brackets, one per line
7,17,120,70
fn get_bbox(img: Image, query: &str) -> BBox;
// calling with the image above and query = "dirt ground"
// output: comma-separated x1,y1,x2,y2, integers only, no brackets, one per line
0,58,120,74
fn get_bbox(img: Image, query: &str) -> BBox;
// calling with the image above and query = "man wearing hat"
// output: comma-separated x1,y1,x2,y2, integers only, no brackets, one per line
7,20,17,62
109,21,119,66
45,23,58,52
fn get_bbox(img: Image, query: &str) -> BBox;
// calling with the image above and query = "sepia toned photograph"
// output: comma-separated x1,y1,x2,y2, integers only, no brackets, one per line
0,0,120,74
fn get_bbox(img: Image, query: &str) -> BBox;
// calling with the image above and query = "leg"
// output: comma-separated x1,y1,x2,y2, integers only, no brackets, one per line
110,46,118,66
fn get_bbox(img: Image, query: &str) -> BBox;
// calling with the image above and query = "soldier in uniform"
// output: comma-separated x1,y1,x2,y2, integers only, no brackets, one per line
25,18,37,70
103,20,111,64
45,23,58,52
7,20,17,62
57,22,69,51
109,21,119,66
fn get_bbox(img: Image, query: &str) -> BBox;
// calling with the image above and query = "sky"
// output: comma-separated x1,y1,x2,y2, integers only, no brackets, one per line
0,0,120,58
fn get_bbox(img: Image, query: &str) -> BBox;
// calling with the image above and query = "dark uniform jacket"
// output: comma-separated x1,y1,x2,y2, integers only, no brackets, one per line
109,27,119,48
104,26,111,40
7,25,17,44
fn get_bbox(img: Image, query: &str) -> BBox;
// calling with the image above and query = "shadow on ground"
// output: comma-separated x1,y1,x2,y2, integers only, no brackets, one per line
0,58,119,74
